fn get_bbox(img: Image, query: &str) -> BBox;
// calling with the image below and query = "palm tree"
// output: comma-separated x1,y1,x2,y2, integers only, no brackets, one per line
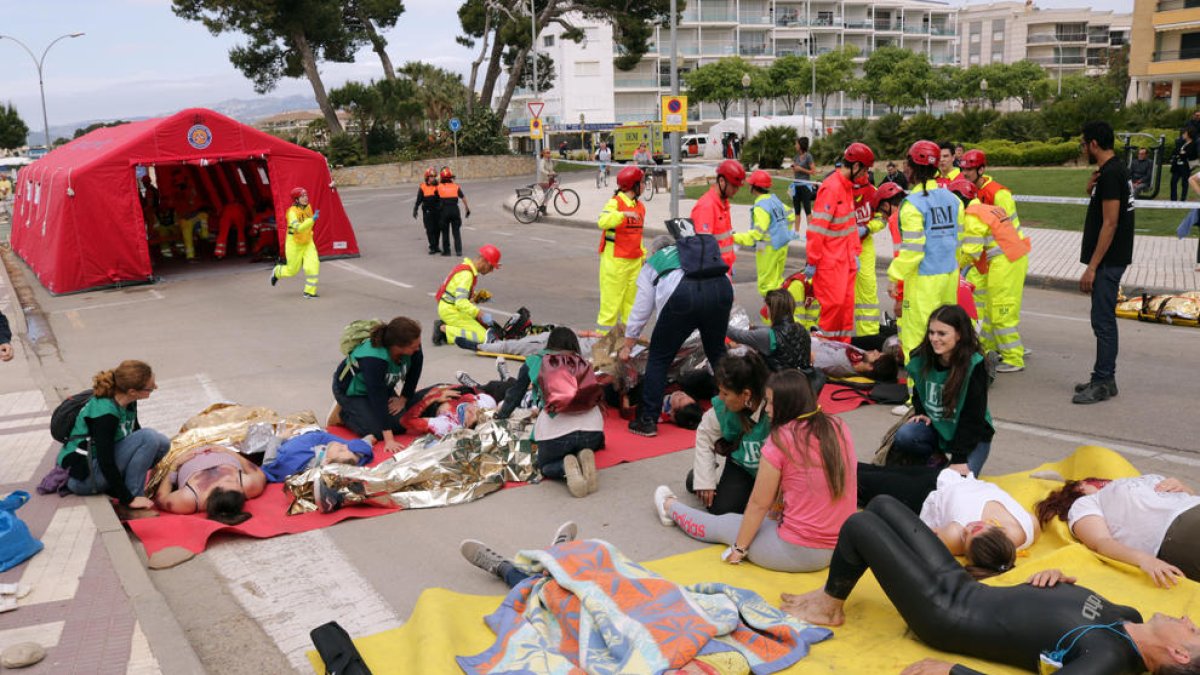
400,62,470,132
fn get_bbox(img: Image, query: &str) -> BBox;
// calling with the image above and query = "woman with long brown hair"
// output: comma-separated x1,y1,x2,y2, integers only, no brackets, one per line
58,360,170,517
653,369,856,572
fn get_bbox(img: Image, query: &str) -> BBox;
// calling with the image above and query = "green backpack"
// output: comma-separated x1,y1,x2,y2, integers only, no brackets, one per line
338,319,383,380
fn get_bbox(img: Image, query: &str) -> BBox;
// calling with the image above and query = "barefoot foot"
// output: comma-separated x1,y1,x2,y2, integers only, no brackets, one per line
780,589,845,626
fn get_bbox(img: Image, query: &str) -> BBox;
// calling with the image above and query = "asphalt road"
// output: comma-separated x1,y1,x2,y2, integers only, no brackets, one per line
15,174,1200,672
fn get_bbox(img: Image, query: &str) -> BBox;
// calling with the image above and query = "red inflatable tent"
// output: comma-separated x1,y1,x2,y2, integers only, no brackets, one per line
10,108,359,295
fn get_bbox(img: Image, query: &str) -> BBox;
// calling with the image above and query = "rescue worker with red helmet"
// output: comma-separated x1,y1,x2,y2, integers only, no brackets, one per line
436,167,471,258
413,167,441,255
213,201,249,259
851,169,881,336
806,142,875,342
433,244,502,348
956,149,1031,372
270,187,320,298
887,140,964,370
595,166,647,333
733,170,796,297
690,159,744,271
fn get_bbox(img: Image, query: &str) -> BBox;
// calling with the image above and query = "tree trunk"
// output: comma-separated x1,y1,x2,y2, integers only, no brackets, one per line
494,44,531,119
479,26,506,110
465,10,494,114
292,30,344,134
355,8,396,81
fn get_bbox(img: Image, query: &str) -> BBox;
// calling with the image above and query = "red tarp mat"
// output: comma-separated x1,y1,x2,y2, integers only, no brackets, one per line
818,383,875,415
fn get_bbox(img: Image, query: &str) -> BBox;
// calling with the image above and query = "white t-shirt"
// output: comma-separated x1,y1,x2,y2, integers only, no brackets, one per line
1067,474,1200,556
920,469,1036,550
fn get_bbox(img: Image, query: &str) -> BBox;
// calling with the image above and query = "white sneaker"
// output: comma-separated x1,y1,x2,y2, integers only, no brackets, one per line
563,454,588,498
460,539,506,576
577,448,598,494
995,362,1024,373
653,485,676,527
550,521,578,547
496,356,510,380
890,404,910,417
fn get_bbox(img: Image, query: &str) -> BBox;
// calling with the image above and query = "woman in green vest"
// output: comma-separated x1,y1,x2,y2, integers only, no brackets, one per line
892,304,994,476
60,360,170,517
684,352,771,516
332,316,423,454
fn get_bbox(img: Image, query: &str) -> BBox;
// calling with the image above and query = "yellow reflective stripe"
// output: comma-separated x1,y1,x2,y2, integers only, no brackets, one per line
824,329,855,337
855,303,879,310
719,241,735,251
901,229,924,241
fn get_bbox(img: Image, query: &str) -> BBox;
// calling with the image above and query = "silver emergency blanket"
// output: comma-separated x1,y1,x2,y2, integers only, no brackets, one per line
1117,291,1200,324
283,410,537,515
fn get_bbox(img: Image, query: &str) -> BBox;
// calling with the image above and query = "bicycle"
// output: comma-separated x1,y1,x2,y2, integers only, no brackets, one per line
596,163,609,189
639,171,657,202
512,180,581,223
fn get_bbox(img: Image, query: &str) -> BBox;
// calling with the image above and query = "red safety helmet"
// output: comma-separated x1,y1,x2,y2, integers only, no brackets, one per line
440,167,454,180
478,244,502,268
747,170,773,190
424,167,437,179
843,142,876,166
290,187,307,200
959,149,987,170
616,166,644,192
871,181,907,211
947,178,978,201
907,140,940,167
716,159,746,187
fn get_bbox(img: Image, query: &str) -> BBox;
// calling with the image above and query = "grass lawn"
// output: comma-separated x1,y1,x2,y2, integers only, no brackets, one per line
683,166,1188,237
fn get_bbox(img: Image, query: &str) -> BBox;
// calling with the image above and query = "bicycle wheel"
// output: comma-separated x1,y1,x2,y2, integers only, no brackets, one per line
553,188,581,216
513,196,540,223
641,179,655,202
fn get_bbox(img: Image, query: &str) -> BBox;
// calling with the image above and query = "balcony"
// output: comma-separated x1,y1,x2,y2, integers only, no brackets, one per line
1154,49,1200,61
930,25,956,36
1157,0,1200,9
699,8,738,22
809,17,841,28
701,41,737,55
613,43,658,55
844,19,873,30
739,13,773,25
1028,55,1087,65
874,20,902,31
614,76,660,89
1088,33,1110,44
775,48,807,56
739,43,769,55
902,24,929,34
776,16,811,27
931,53,957,64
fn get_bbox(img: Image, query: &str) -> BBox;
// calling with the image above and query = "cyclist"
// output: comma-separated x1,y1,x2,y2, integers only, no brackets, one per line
539,149,558,189
595,142,612,186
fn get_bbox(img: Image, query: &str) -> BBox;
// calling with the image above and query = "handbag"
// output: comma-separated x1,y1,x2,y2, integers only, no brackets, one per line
0,492,43,572
310,621,372,675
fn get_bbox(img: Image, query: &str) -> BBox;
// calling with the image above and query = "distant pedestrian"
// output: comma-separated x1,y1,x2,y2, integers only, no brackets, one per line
539,150,558,188
1074,121,1134,405
1129,147,1153,195
559,141,569,159
270,187,320,298
732,134,743,159
791,137,816,225
1169,129,1193,202
880,162,909,191
413,167,441,255
953,144,965,168
436,167,471,258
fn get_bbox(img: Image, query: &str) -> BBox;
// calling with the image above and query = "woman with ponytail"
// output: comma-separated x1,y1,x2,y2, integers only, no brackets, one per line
58,360,170,516
655,369,856,572
332,316,423,454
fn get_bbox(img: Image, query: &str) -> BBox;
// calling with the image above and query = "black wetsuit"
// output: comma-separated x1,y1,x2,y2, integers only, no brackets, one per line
832,496,1146,675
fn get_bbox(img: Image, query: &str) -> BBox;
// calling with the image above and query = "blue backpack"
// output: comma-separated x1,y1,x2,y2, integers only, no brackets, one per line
0,492,42,572
675,233,729,279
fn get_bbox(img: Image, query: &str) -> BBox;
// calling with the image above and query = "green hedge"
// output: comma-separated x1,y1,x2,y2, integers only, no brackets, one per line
970,139,1081,167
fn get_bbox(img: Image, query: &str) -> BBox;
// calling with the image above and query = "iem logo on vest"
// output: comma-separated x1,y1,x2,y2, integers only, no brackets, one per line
187,124,213,150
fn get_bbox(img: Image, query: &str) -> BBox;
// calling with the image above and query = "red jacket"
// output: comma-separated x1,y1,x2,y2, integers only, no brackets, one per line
690,186,736,268
807,171,859,268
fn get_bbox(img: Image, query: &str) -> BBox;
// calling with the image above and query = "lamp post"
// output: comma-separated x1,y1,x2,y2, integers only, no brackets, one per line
0,32,85,151
741,72,751,153
980,77,988,109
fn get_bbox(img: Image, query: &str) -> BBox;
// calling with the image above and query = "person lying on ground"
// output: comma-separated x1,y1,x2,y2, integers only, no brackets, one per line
261,428,375,483
495,327,605,498
657,369,857,573
684,352,771,516
153,445,266,524
781,494,1200,675
398,384,497,438
1035,474,1200,587
331,317,423,453
476,329,601,358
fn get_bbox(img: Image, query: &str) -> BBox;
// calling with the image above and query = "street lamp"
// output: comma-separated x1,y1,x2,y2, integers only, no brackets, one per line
0,32,85,151
741,72,751,152
980,77,988,109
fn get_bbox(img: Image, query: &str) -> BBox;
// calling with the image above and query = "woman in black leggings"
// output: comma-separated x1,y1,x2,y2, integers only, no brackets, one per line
783,496,1200,675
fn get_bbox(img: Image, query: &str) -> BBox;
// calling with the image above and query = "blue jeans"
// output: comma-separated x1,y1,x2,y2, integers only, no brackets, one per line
536,430,605,479
66,428,171,500
637,276,733,421
892,421,990,476
1089,264,1126,383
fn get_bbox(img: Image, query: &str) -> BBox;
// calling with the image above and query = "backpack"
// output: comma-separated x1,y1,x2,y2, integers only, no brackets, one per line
675,234,729,279
338,319,383,380
536,352,604,414
500,307,533,340
50,390,93,444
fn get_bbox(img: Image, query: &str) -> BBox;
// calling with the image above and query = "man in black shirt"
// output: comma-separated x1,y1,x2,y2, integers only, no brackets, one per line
880,162,909,190
1075,121,1135,405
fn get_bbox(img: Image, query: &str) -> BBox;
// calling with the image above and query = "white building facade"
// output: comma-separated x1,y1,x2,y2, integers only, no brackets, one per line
956,2,1130,76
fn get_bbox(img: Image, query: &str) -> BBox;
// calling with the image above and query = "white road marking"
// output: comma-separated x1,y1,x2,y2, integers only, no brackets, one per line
494,231,515,237
126,621,161,675
0,621,64,652
137,374,229,435
50,290,164,314
206,530,402,672
331,261,413,289
463,225,477,231
994,420,1200,468
19,506,94,607
530,237,557,244
1021,310,1090,323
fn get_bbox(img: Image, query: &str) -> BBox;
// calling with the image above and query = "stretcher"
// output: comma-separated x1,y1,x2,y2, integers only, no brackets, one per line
1116,290,1200,327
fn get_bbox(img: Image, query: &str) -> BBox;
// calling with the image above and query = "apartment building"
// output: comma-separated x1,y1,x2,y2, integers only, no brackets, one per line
503,0,958,136
1128,0,1200,109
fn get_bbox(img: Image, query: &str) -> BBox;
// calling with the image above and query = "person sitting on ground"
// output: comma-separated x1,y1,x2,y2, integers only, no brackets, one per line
153,445,266,524
726,289,812,372
331,317,423,454
781,495,1200,675
261,429,375,483
1035,474,1200,587
1130,147,1154,195
398,384,497,437
891,304,994,476
684,352,772,516
657,369,857,573
496,327,605,498
59,360,171,518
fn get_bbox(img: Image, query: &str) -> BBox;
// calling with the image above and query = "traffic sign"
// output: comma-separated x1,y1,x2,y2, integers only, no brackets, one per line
448,117,462,132
661,95,688,133
530,118,544,140
528,101,545,119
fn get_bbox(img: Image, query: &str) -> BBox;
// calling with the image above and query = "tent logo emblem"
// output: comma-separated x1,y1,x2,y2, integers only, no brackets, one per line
187,124,213,150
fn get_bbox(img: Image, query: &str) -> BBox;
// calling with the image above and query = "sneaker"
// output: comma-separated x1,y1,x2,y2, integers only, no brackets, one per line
1072,381,1113,405
550,521,578,547
653,485,676,527
496,356,510,380
563,454,588,498
1073,380,1118,397
628,417,658,437
432,320,447,346
312,474,344,513
303,292,319,299
890,404,910,417
460,539,507,576
995,362,1024,373
577,448,598,494
456,371,482,389
1023,347,1033,357
270,272,278,287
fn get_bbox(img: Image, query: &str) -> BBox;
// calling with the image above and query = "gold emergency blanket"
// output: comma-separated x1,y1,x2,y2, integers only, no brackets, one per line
144,403,318,495
283,412,537,515
1116,291,1200,326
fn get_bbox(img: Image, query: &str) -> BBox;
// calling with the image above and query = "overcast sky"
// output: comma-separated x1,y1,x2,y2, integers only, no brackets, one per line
0,0,1134,130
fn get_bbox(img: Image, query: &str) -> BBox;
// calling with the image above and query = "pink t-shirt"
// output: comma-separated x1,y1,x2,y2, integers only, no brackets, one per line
761,417,857,548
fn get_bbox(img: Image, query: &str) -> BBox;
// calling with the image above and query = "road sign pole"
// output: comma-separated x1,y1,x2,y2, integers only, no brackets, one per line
453,130,458,160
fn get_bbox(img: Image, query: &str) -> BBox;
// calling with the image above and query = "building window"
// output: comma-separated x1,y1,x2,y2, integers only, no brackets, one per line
969,54,980,64
992,50,1004,63
576,61,599,77
970,20,982,35
970,33,980,43
544,35,555,47
1182,32,1200,59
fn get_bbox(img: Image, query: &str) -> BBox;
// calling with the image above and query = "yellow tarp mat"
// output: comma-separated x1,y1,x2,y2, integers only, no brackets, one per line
309,446,1200,674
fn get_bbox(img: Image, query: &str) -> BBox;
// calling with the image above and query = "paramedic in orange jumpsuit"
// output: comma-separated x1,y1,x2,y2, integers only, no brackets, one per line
689,159,745,272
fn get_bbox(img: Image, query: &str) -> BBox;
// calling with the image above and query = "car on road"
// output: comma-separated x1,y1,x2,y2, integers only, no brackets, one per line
682,134,707,157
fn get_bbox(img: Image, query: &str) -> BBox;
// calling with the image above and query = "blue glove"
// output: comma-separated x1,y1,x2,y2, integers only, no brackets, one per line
857,224,869,239
480,312,494,327
312,210,321,222
803,264,816,278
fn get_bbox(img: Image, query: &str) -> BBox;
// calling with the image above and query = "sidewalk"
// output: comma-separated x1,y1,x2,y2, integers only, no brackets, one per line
0,240,202,674
506,173,1200,294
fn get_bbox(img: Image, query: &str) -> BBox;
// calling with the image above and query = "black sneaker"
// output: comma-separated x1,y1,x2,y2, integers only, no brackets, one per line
270,272,278,287
432,320,447,346
1073,380,1118,397
1072,381,1113,405
628,417,658,437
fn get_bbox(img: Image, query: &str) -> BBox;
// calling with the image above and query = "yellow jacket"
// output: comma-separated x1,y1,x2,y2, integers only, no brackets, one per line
286,205,315,246
442,258,482,319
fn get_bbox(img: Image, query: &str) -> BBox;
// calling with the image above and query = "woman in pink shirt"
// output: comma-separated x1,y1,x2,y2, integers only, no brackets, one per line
654,369,857,571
